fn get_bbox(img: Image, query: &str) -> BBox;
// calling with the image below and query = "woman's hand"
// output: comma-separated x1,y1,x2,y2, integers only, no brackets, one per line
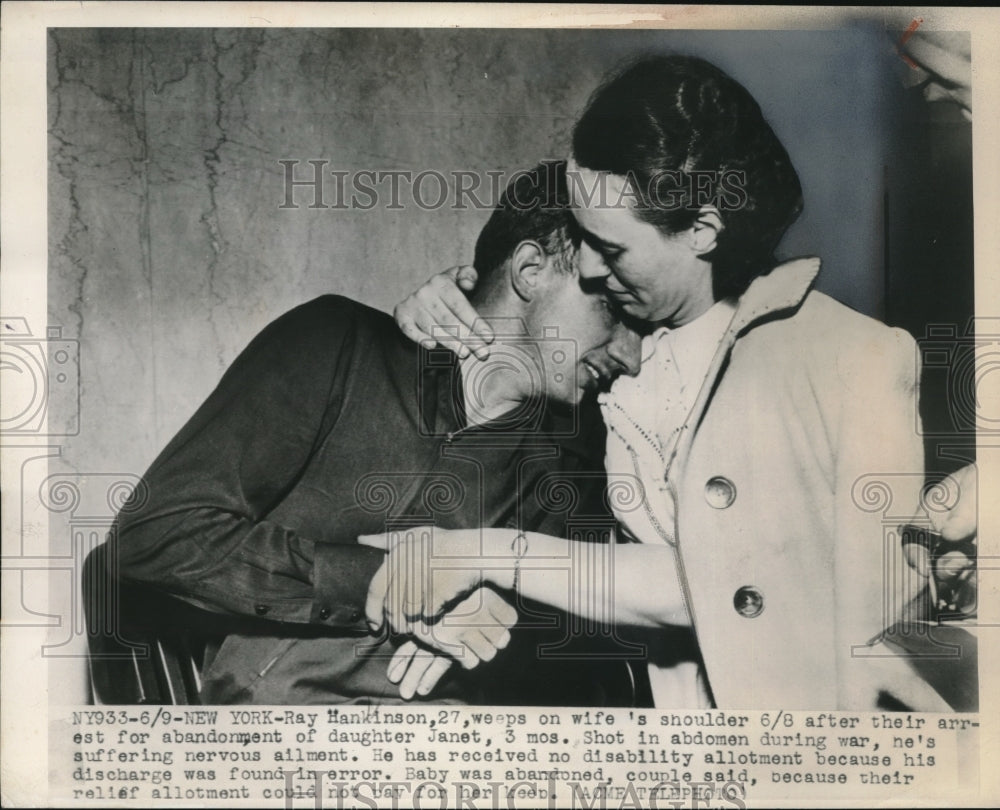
386,587,518,700
393,266,494,359
360,526,512,632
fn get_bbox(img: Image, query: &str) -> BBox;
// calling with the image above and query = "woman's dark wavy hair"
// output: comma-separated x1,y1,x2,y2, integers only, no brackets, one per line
572,55,804,298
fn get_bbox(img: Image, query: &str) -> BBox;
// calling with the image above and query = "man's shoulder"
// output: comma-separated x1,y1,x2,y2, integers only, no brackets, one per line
258,295,407,354
279,294,394,334
228,295,413,385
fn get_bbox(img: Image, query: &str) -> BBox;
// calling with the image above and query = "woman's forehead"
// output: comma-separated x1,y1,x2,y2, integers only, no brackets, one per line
568,180,651,243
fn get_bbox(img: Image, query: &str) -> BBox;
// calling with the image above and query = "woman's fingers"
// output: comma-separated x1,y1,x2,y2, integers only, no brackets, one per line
426,271,493,359
386,543,417,633
381,539,415,634
453,629,499,669
375,528,486,631
425,567,482,618
485,588,519,629
393,304,445,351
392,268,493,359
357,532,392,551
453,264,481,293
401,533,430,622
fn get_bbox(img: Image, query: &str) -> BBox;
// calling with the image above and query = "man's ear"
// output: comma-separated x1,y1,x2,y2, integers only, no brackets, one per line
689,206,724,255
508,240,548,302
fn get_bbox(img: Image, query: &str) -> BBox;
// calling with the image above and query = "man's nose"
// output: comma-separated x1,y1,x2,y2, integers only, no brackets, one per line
578,243,610,280
607,323,642,377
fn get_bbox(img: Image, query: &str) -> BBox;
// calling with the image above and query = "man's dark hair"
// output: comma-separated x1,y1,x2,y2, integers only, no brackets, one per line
472,160,576,296
571,55,803,299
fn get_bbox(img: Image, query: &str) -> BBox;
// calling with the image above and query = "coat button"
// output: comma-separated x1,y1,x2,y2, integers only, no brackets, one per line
733,586,764,618
349,609,362,622
705,476,736,509
254,604,270,616
318,607,331,620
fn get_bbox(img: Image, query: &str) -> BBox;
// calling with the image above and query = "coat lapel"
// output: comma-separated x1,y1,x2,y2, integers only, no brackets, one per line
665,257,821,478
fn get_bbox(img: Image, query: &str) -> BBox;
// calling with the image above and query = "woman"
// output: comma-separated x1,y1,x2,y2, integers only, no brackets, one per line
366,55,949,711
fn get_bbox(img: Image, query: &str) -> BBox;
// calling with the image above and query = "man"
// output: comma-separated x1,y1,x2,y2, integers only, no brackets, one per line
106,161,641,705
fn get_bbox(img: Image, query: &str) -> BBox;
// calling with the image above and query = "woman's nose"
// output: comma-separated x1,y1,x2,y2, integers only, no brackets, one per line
578,243,610,280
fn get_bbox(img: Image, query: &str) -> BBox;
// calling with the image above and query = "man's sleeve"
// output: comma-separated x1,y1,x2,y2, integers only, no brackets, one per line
108,296,384,631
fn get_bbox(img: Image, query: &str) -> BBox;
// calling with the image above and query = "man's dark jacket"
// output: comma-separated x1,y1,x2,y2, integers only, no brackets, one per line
110,295,630,704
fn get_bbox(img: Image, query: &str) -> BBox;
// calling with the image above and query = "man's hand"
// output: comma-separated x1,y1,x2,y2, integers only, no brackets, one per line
393,266,493,359
903,464,978,577
361,527,491,633
385,588,518,700
928,463,977,542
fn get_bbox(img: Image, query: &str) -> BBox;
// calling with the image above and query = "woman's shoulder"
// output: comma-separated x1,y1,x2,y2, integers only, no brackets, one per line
749,289,915,353
733,290,917,396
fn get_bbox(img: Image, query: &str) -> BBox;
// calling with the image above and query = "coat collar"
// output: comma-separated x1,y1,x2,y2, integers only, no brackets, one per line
728,257,821,337
665,257,821,472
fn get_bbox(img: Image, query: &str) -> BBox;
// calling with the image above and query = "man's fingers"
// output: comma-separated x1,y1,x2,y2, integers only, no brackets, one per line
398,648,437,701
903,544,931,578
378,531,440,632
416,655,453,697
394,647,454,700
929,464,977,542
388,641,419,684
